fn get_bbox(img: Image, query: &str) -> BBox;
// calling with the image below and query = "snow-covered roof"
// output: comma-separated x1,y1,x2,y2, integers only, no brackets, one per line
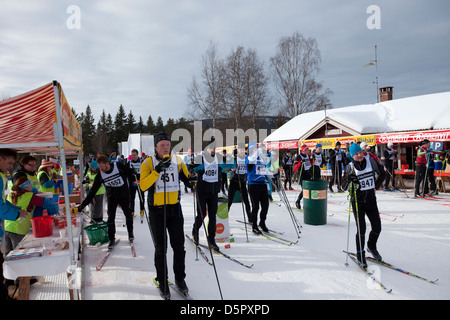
264,91,450,142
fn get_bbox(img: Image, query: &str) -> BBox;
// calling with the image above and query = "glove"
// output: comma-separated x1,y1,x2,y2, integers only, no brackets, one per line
348,174,360,190
78,204,85,212
348,173,359,183
155,158,171,173
188,174,198,190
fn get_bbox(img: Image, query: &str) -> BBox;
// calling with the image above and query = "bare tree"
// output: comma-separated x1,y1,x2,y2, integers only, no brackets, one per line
223,46,271,130
270,31,332,118
187,40,225,128
223,46,249,129
0,93,11,101
245,49,271,129
187,42,271,134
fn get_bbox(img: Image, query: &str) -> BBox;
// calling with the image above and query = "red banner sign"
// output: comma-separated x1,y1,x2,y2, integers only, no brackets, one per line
376,130,450,144
264,140,299,150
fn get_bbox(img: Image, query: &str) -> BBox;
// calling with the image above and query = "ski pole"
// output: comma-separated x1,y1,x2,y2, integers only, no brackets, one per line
194,188,224,300
133,173,147,222
272,175,301,238
352,184,365,266
163,168,168,296
237,175,249,242
345,182,353,267
384,167,409,198
134,174,155,244
192,184,199,261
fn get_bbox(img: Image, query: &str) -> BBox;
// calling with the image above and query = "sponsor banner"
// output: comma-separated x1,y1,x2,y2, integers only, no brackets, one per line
264,140,299,150
376,130,450,144
57,84,82,150
336,135,376,146
215,202,230,241
303,189,327,200
301,135,376,149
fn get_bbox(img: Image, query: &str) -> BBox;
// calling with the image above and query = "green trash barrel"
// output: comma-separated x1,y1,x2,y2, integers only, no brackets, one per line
302,180,327,225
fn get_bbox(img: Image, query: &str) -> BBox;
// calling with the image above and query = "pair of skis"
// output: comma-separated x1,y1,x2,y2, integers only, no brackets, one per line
344,251,438,294
95,239,136,271
186,234,253,269
153,278,193,300
236,220,298,246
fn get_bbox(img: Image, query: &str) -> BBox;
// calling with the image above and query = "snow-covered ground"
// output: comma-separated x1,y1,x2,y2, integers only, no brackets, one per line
80,185,450,301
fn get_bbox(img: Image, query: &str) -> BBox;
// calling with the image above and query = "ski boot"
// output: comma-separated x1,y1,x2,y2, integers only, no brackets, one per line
209,239,220,251
128,231,134,243
192,227,199,244
108,239,116,250
295,198,301,209
154,278,170,300
259,220,269,232
252,223,262,235
175,279,189,295
367,247,382,261
357,250,368,268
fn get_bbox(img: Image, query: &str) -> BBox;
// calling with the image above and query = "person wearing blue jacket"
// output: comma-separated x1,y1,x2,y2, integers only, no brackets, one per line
246,142,272,234
0,149,28,300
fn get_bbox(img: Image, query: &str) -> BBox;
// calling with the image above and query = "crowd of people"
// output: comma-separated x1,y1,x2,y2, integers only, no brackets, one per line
1,135,449,300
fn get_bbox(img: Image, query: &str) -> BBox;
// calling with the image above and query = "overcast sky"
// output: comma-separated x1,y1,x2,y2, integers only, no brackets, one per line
1,0,449,124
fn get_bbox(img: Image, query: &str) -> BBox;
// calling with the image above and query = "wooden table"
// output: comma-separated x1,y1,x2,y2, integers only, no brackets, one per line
395,170,450,191
3,216,81,300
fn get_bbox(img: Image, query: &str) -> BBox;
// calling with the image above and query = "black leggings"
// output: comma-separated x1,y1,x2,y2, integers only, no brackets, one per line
194,192,218,242
106,189,133,241
248,183,269,224
227,177,251,220
149,204,185,284
351,194,382,252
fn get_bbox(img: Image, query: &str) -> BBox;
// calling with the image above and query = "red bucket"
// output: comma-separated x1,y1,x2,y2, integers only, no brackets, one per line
31,216,54,238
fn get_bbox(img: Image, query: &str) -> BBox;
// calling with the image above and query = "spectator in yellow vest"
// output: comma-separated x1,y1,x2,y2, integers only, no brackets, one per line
37,160,56,193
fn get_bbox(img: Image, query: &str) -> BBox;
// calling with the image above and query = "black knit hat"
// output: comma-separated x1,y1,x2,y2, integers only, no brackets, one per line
154,132,170,146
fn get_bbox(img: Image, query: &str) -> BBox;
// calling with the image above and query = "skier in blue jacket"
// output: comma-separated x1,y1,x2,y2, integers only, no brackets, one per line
246,142,272,234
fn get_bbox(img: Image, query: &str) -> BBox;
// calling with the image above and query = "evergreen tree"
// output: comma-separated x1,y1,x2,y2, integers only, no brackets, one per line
81,105,96,155
113,105,128,151
137,116,145,133
165,118,176,136
105,113,114,152
146,115,155,133
155,116,164,133
125,110,136,134
98,109,107,132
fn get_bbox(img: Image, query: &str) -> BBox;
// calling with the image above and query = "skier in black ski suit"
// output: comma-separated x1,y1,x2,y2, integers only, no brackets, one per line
78,155,135,248
343,143,385,267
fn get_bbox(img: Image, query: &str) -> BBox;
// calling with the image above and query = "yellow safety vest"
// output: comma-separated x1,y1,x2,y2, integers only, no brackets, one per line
37,170,54,193
5,192,34,235
86,171,106,195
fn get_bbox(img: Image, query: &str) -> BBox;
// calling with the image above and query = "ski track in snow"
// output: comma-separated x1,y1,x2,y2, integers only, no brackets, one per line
81,186,450,300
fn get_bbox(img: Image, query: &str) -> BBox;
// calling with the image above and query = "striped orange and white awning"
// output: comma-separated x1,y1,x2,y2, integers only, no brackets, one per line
0,82,56,146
